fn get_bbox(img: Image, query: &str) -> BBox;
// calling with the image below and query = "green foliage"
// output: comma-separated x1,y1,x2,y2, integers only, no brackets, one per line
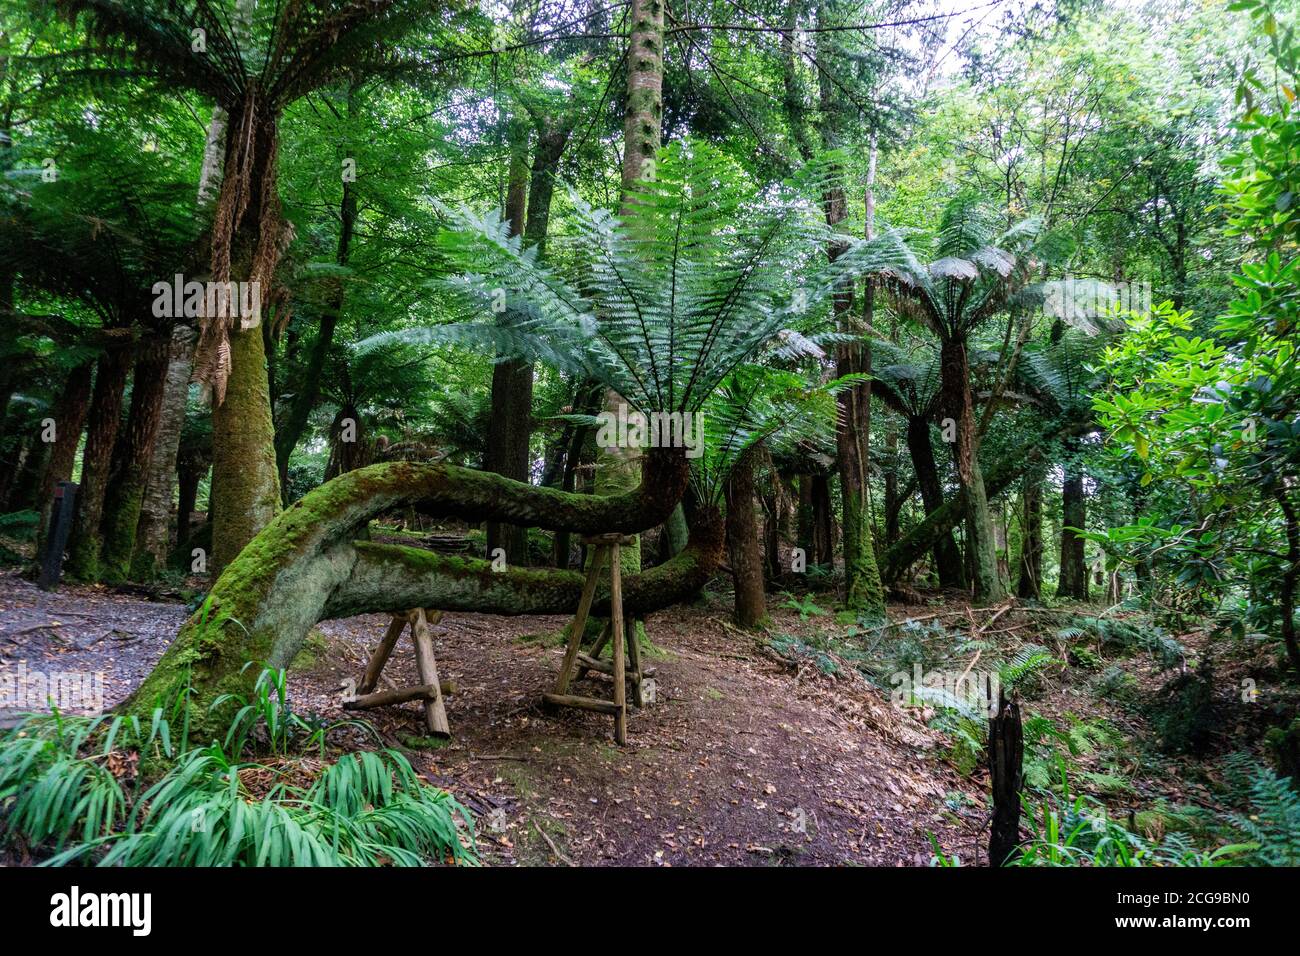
778,592,829,621
1223,767,1300,866
0,697,475,867
364,141,916,416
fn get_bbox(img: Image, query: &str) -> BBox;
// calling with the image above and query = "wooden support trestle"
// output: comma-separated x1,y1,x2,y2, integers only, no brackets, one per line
543,533,649,744
348,608,451,737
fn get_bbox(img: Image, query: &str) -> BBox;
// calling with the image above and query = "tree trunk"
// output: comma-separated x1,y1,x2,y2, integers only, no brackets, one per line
796,474,814,565
274,175,356,498
1016,470,1043,599
484,138,534,567
882,420,1087,584
1057,444,1088,600
988,691,1023,866
99,331,172,583
34,360,94,556
177,454,203,548
726,448,767,627
210,319,282,575
65,344,133,581
8,439,48,512
123,450,697,733
905,415,965,589
940,337,1003,603
620,0,664,199
812,474,834,567
134,325,197,578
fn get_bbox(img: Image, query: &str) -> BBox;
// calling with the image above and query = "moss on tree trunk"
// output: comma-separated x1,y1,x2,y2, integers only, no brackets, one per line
100,333,171,584
123,451,695,739
211,322,283,574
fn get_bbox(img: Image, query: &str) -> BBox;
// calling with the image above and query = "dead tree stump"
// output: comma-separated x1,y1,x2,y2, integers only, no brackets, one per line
988,687,1023,866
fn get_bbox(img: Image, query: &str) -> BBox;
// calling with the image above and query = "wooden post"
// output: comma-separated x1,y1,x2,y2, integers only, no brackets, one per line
343,682,456,710
552,546,606,696
411,608,450,737
626,613,645,708
357,615,408,694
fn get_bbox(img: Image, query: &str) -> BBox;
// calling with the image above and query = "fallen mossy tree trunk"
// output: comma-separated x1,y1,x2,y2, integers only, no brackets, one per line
122,450,711,738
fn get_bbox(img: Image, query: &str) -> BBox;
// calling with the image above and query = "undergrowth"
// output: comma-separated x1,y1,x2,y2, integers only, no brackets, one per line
0,668,476,867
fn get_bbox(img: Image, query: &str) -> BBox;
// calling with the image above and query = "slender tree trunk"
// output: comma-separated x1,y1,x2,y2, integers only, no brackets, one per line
816,4,883,618
177,455,202,547
940,337,1003,603
1017,470,1043,599
620,0,664,199
9,439,50,512
65,344,132,581
726,448,767,627
812,474,834,566
274,174,355,498
593,0,666,586
1057,444,1088,600
905,415,965,588
100,331,172,583
796,474,814,564
34,360,94,555
485,140,534,566
134,325,197,577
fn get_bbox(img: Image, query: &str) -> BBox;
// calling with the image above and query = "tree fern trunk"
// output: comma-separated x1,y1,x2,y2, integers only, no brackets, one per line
1057,442,1088,600
65,344,132,581
905,415,965,589
726,447,767,627
99,331,171,583
485,137,534,567
940,337,1003,604
1017,469,1043,599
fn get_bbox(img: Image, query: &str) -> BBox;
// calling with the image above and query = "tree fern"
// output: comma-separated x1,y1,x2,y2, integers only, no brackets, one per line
363,141,918,416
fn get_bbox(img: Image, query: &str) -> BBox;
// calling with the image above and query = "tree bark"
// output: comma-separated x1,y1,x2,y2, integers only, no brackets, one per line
620,0,665,199
726,447,767,627
904,415,965,589
65,344,133,581
99,331,172,583
211,318,282,574
1016,470,1043,599
34,360,94,556
812,473,834,566
134,325,197,577
988,692,1023,866
1057,441,1088,600
484,139,534,566
940,337,1004,603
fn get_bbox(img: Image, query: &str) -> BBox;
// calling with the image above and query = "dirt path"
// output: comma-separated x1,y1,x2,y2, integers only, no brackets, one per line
0,571,984,865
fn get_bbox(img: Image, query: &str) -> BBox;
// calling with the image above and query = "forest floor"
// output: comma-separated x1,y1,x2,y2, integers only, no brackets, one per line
0,565,1282,866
